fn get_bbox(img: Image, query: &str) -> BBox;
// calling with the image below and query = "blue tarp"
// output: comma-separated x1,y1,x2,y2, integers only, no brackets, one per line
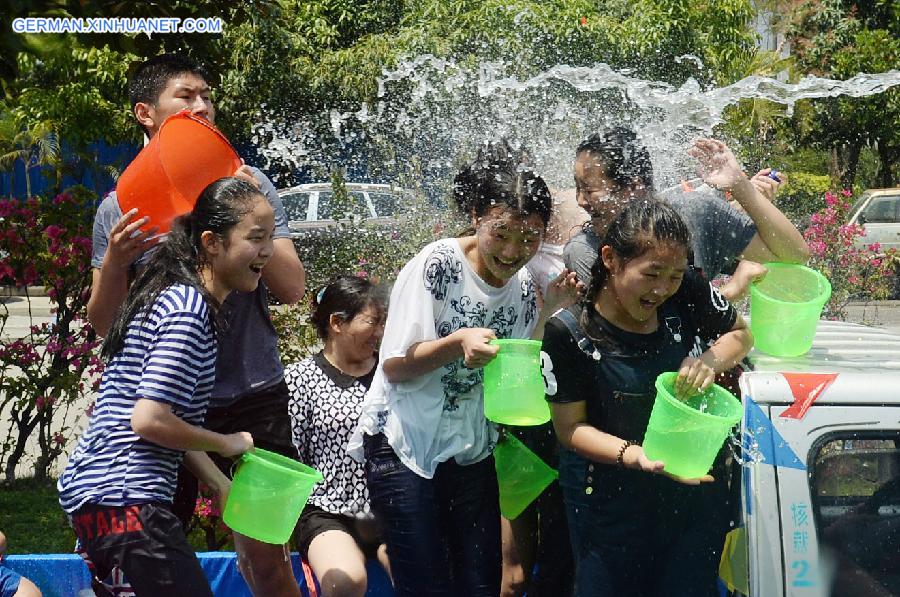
5,552,393,597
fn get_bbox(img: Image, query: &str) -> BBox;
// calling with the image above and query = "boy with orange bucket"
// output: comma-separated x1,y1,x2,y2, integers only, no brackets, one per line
84,54,306,596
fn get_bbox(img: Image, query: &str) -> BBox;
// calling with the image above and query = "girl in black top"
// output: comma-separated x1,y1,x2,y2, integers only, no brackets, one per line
543,200,752,597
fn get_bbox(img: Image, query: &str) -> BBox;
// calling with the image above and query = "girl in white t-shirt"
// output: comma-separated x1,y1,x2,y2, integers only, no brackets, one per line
349,140,581,597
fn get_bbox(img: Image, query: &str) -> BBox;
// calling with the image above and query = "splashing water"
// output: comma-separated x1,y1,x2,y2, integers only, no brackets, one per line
251,56,900,193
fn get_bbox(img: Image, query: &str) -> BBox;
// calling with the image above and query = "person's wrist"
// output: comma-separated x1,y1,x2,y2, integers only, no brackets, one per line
729,176,756,201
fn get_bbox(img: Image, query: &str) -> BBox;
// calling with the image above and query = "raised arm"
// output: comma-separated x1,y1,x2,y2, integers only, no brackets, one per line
87,208,161,337
690,139,809,265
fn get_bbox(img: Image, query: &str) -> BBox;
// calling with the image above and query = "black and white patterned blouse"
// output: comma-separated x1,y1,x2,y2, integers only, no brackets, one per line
285,351,375,519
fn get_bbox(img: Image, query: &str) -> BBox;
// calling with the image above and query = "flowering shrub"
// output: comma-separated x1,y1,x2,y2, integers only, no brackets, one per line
803,189,897,320
274,175,456,362
186,486,232,551
0,186,101,483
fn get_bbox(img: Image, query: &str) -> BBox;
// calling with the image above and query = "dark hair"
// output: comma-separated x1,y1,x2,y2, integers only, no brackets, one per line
583,199,691,308
102,177,264,360
128,54,210,132
576,127,654,191
310,275,388,340
453,139,552,226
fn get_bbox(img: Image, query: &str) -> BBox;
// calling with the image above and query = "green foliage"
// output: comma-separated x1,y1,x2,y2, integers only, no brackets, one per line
785,0,900,187
776,171,833,224
804,189,897,320
273,177,455,361
11,44,136,149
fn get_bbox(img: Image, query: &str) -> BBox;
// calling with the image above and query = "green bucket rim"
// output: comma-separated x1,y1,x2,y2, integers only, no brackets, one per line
239,448,324,483
750,262,832,308
489,338,543,349
654,372,742,425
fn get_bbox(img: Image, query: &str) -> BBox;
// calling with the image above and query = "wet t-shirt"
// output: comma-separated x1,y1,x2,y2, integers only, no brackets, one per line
90,167,292,407
563,186,757,286
541,269,736,537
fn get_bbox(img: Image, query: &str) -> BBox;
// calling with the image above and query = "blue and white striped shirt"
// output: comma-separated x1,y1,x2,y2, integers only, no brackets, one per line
58,284,217,514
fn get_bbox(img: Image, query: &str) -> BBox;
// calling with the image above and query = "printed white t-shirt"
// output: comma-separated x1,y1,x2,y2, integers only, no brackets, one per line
348,238,539,478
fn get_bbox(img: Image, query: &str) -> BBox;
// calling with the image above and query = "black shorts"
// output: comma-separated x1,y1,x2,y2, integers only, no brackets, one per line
70,503,212,597
172,380,297,527
293,505,383,561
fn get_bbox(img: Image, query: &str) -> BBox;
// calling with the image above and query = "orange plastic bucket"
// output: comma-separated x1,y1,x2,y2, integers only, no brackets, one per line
117,111,241,233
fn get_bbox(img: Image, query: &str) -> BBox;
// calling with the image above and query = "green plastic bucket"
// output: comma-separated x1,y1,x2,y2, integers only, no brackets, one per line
750,263,831,357
642,372,742,478
494,432,557,519
483,339,550,426
222,448,323,544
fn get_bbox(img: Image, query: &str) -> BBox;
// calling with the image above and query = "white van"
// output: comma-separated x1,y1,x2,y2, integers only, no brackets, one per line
729,320,900,596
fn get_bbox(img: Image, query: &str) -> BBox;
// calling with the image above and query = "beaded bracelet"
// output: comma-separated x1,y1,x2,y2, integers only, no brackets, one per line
616,440,636,468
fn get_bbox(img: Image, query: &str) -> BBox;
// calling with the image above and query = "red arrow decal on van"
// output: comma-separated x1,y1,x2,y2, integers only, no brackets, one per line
779,373,838,419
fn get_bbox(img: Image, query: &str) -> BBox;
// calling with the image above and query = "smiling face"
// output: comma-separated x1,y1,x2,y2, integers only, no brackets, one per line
597,237,688,331
471,205,545,287
331,304,385,362
203,196,275,301
575,151,649,236
136,73,214,137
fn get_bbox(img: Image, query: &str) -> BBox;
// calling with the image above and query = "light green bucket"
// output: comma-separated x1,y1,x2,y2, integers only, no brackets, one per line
223,448,323,544
642,372,742,479
750,263,831,357
494,433,557,519
483,339,550,426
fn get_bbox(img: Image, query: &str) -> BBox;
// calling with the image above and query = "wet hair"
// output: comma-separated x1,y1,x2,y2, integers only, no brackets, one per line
128,54,210,133
102,177,264,360
309,275,388,340
576,127,654,191
453,139,552,226
583,199,691,309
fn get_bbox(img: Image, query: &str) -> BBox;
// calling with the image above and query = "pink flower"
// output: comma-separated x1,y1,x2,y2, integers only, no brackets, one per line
44,224,65,240
841,189,852,197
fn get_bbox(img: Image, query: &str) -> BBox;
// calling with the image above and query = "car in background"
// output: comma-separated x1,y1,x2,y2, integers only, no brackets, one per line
848,188,900,298
277,182,415,236
848,188,900,252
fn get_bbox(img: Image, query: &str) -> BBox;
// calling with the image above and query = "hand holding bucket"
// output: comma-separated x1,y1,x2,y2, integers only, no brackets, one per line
642,372,742,479
222,448,323,545
117,111,242,234
482,339,551,426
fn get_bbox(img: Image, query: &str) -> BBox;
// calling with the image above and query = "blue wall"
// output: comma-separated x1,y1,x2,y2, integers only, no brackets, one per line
0,140,140,199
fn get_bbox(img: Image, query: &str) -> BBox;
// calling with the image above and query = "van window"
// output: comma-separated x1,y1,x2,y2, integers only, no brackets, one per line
811,435,900,595
281,192,310,222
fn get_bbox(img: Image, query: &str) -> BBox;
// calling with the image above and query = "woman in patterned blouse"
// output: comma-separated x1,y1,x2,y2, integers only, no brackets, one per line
285,276,390,597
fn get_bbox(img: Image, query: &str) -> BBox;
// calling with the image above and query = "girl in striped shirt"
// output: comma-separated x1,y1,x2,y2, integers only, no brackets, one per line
58,177,273,596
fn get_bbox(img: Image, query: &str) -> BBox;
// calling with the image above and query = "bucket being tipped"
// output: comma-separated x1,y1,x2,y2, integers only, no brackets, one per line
642,372,742,479
483,339,550,426
222,448,323,545
117,111,241,234
750,263,831,357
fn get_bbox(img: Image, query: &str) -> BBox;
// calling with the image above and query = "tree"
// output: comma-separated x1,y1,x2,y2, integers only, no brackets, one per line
0,113,59,198
785,0,900,187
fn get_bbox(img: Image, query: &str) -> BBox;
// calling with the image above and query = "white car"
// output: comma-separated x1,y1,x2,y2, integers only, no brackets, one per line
277,182,414,236
849,188,900,252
